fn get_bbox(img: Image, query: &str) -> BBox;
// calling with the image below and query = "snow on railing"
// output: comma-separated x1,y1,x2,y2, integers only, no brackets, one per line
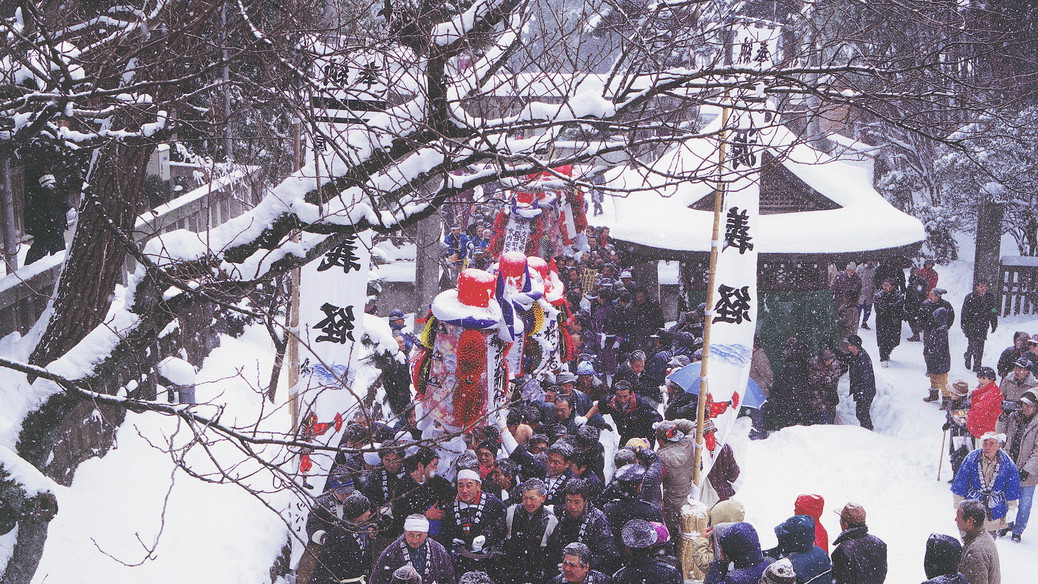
0,165,261,336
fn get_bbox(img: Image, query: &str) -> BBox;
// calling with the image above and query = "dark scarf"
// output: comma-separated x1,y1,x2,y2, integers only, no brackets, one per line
402,539,431,578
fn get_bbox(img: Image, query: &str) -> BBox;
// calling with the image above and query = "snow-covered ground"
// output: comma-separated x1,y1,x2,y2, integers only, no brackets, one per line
32,325,294,584
19,255,1038,583
738,258,1036,583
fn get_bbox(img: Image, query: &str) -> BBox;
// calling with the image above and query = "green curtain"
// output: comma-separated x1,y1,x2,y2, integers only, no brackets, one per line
687,289,840,372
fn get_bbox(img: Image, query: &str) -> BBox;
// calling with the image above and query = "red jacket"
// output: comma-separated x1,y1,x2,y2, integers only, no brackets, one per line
794,493,829,552
967,381,1002,438
920,267,939,292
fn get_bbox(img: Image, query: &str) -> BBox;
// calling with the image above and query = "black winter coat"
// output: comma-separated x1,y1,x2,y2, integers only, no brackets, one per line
905,275,928,316
923,532,963,582
391,474,455,535
873,287,904,353
364,465,403,507
613,555,682,584
305,493,375,583
997,341,1028,379
597,395,662,446
664,390,697,421
547,505,619,575
614,365,662,403
831,525,887,584
440,492,507,572
496,504,559,584
312,525,373,584
602,497,663,550
23,179,68,237
924,308,951,375
509,444,548,480
920,298,955,332
773,340,811,428
960,292,998,338
764,514,832,584
643,348,672,390
873,264,905,291
837,349,876,402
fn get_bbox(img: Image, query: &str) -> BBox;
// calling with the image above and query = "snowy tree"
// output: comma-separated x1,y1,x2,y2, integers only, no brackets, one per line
936,106,1038,255
797,0,1038,261
2,0,1036,580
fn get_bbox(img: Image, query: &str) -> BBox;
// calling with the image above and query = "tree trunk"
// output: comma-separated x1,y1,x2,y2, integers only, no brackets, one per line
4,141,152,584
28,142,153,366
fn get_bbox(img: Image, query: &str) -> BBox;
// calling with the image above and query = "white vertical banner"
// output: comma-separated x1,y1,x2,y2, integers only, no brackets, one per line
697,104,764,490
295,232,373,468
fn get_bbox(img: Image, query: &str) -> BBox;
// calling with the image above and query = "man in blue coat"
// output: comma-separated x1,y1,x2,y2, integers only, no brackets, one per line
950,432,1022,534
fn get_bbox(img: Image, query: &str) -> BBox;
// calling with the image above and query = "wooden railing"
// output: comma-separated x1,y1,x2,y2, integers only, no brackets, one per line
0,166,262,336
998,256,1038,316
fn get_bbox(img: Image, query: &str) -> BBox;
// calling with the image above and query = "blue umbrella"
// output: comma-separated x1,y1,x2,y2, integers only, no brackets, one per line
666,362,768,409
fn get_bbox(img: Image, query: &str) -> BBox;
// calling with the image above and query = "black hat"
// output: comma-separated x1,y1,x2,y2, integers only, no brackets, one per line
341,492,372,521
575,425,601,446
621,519,657,549
846,335,863,347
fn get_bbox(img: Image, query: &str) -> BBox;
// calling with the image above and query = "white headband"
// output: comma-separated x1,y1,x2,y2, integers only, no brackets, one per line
457,469,481,483
403,514,430,533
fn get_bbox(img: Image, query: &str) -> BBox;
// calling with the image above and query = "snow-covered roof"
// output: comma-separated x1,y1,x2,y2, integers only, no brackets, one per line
599,120,925,256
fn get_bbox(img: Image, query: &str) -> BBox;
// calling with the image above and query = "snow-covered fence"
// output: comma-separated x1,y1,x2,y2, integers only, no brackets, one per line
0,166,263,337
998,256,1038,315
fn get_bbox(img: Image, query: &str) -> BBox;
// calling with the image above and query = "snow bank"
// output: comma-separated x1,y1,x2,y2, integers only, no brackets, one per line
739,289,1038,582
33,325,293,584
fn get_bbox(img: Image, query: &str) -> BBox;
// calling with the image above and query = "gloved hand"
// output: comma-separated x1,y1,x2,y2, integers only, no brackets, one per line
942,421,951,431
471,535,486,553
1021,470,1030,481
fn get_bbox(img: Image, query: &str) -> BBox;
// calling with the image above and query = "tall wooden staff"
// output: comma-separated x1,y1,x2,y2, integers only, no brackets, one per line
693,105,731,488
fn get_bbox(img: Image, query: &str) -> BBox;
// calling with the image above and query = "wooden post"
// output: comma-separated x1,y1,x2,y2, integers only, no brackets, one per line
0,155,19,273
693,106,731,488
286,117,303,428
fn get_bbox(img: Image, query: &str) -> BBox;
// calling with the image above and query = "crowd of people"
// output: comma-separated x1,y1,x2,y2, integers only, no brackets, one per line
297,213,1038,584
301,419,1018,584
